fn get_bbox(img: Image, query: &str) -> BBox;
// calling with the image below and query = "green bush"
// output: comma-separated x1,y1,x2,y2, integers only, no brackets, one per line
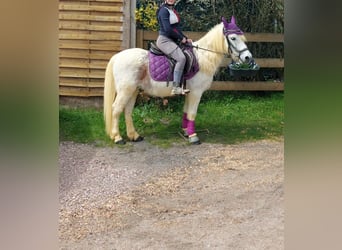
136,0,284,33
136,0,159,31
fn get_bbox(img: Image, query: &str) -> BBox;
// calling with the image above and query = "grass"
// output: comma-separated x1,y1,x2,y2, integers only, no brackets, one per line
59,92,284,147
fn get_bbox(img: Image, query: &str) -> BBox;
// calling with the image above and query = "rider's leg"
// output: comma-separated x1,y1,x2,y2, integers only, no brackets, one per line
170,48,189,95
156,35,190,95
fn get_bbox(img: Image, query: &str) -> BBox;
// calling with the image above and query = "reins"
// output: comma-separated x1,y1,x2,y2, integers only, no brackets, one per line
187,44,229,57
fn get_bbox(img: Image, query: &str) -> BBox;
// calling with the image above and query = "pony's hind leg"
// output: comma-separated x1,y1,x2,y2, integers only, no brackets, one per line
111,91,134,144
124,90,143,142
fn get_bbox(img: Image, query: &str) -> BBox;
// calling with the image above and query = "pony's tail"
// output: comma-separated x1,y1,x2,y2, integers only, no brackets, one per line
103,56,116,137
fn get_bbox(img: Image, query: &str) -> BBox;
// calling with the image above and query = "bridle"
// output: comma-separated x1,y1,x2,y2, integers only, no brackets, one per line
188,28,249,62
223,28,249,62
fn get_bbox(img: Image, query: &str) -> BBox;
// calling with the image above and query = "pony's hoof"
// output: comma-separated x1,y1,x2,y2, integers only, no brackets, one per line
182,128,189,138
115,139,126,145
188,133,201,145
191,140,202,145
191,140,201,145
132,136,144,142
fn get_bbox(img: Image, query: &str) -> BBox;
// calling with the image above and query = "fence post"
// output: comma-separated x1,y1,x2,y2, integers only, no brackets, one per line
136,29,143,48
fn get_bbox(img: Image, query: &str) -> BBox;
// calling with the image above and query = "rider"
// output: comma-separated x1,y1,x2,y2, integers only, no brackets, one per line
156,0,193,95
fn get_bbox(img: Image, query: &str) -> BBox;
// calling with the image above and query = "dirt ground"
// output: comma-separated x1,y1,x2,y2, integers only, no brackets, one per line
59,137,284,249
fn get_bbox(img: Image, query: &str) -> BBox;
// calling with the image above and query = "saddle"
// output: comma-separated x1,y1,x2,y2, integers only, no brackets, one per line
148,42,199,83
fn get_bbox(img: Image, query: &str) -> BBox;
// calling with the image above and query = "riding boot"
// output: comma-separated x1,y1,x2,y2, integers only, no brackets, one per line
171,71,189,95
171,82,190,95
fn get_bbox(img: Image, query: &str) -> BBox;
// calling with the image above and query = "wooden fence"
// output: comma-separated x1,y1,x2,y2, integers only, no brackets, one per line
59,8,284,98
59,0,132,97
137,30,284,91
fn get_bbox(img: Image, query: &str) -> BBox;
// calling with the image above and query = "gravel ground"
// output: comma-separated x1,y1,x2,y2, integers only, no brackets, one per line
59,138,284,249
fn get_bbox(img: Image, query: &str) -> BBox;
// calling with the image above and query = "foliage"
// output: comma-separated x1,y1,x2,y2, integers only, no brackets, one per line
59,92,284,146
136,0,159,31
136,0,284,33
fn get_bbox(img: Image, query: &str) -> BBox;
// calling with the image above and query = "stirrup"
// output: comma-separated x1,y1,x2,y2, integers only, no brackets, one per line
181,83,190,94
182,88,190,94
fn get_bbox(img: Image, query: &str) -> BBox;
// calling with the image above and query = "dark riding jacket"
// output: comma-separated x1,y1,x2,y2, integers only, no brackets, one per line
157,5,187,43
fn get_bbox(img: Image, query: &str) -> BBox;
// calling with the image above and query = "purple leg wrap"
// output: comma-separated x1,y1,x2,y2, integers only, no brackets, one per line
187,120,196,135
182,113,188,129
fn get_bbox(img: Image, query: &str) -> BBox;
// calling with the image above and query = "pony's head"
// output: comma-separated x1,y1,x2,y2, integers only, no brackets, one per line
222,16,253,64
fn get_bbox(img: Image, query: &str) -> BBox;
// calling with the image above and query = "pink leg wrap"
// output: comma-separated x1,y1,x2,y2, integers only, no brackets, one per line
182,113,188,129
187,120,196,135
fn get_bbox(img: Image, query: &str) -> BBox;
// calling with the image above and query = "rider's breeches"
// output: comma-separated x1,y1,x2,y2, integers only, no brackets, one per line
156,35,186,84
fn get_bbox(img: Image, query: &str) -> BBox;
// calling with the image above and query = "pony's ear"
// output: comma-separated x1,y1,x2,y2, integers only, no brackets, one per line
221,16,227,23
230,16,236,24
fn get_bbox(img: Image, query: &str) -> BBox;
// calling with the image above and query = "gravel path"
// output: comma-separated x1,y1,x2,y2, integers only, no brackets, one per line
59,138,284,249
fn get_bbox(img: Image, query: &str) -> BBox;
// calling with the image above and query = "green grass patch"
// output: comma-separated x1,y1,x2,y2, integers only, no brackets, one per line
59,107,113,146
59,92,284,146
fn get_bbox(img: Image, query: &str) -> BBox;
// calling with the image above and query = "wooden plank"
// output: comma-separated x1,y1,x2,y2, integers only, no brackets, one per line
121,0,131,49
59,13,123,22
89,0,123,2
136,29,143,48
59,81,104,88
140,30,284,43
220,58,284,68
78,0,123,2
64,0,123,2
59,59,108,69
210,81,284,91
59,81,284,96
245,33,284,42
59,49,90,59
59,40,122,50
141,30,158,41
59,86,104,97
59,69,105,79
59,4,123,12
59,77,104,87
59,51,116,60
59,33,122,40
59,40,89,49
59,23,123,32
89,51,117,60
59,81,284,95
253,58,284,68
60,51,283,69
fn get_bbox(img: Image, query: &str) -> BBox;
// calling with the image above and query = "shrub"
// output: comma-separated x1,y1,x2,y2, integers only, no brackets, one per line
136,0,159,31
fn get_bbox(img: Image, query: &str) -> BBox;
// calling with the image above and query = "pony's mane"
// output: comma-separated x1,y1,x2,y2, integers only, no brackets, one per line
195,23,226,76
195,23,246,76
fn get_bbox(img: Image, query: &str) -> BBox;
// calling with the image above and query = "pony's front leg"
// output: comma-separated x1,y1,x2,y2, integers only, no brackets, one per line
124,90,143,142
183,93,202,145
182,112,189,136
186,119,201,145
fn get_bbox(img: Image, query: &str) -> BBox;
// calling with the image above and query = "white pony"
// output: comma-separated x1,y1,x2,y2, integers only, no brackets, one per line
104,16,253,144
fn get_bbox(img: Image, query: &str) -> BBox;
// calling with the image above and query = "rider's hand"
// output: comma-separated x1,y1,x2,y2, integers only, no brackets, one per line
186,38,193,43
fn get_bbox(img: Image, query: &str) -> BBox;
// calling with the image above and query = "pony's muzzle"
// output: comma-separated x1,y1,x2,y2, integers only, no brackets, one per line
241,50,253,63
